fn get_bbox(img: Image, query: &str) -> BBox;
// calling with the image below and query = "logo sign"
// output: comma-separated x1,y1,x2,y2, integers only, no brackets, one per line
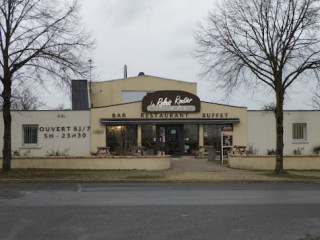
142,91,200,113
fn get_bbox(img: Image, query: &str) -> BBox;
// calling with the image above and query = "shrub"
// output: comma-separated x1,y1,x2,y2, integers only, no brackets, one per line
46,148,70,156
313,145,320,154
267,149,276,155
293,147,304,155
246,145,258,155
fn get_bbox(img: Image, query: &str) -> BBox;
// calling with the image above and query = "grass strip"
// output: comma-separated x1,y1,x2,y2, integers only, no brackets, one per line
0,169,130,180
263,171,320,180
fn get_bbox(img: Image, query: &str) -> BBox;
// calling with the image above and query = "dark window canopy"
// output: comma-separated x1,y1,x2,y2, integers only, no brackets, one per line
100,118,240,125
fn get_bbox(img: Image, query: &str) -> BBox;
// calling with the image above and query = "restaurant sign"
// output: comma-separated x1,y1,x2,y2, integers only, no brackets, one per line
142,91,200,113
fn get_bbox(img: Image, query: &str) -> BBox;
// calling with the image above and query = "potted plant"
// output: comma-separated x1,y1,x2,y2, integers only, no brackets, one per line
313,145,320,155
293,147,304,155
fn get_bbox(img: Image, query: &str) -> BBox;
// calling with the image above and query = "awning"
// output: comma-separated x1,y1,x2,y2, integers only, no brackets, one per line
100,118,240,125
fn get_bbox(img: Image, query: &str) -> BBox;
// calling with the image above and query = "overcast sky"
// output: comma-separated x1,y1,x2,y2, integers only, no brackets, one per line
45,0,317,110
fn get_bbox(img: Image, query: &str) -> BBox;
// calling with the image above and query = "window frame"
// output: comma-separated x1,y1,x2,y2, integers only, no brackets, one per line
292,123,307,142
22,124,39,146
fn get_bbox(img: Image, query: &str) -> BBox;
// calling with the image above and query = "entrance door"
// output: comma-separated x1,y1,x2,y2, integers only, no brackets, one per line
157,125,183,155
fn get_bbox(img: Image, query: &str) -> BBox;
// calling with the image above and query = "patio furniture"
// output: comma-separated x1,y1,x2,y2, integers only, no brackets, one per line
96,146,111,156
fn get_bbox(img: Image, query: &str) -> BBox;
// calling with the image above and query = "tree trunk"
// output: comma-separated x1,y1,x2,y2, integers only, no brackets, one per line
275,87,284,174
2,77,12,172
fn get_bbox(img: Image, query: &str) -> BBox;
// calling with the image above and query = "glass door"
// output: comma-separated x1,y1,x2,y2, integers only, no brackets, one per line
157,125,183,155
159,126,166,153
166,126,181,155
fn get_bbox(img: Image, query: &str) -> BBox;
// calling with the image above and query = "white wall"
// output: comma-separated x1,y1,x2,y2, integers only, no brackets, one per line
230,155,320,170
248,111,320,155
2,109,318,157
0,110,90,156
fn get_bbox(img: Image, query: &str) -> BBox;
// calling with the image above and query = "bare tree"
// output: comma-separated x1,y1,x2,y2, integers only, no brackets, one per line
56,104,66,110
313,91,320,109
0,0,93,172
12,87,44,110
261,103,276,113
0,86,44,110
194,0,320,174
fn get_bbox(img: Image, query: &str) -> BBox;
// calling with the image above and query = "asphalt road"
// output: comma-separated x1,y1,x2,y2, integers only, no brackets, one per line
0,183,320,240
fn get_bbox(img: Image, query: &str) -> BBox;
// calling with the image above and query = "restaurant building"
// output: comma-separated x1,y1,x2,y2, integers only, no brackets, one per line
0,74,319,158
89,75,248,156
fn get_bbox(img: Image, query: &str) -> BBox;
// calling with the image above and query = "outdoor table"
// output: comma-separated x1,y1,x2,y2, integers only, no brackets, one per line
132,146,146,156
96,146,111,156
233,145,246,154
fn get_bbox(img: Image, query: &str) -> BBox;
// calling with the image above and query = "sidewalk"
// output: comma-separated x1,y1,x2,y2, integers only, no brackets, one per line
163,156,284,182
164,156,320,182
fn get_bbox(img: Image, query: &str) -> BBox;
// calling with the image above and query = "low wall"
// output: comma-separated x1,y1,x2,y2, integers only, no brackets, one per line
229,155,320,170
0,156,171,170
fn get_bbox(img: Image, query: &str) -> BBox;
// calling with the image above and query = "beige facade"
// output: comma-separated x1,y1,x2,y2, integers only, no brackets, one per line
90,99,248,154
0,110,90,156
2,155,170,170
90,75,197,107
89,75,248,156
1,75,319,171
248,111,320,155
0,76,248,160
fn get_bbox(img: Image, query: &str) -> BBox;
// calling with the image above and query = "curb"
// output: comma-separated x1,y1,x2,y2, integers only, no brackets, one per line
1,178,320,184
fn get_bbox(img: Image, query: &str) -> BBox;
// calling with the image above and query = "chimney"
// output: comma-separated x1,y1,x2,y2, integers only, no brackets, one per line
71,80,89,110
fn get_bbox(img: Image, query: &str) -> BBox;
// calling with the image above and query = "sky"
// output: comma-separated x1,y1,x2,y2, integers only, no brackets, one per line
45,0,318,110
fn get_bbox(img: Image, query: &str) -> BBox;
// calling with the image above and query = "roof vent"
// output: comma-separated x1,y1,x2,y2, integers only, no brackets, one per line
138,72,145,76
124,65,127,78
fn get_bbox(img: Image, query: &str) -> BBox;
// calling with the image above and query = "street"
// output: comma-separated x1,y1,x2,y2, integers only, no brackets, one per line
0,183,320,240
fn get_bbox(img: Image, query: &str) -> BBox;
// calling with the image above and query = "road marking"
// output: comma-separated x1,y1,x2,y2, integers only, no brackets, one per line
77,183,82,193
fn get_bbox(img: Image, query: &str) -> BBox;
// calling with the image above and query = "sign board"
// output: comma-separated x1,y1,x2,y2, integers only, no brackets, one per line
142,91,200,113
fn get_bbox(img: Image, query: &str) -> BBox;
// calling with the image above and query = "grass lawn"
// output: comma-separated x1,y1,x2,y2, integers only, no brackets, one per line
263,171,320,180
0,169,130,181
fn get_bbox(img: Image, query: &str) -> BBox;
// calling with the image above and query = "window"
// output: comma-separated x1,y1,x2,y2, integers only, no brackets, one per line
122,91,153,103
203,124,232,149
106,125,137,153
184,125,198,154
23,125,38,145
292,123,307,141
141,125,157,154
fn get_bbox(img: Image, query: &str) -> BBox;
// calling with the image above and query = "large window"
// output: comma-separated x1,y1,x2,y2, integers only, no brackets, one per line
292,123,307,141
141,125,157,154
107,125,137,154
203,125,232,149
184,125,198,154
23,125,38,145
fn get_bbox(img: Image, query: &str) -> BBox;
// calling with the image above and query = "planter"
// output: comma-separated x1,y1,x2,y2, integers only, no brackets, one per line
207,148,216,161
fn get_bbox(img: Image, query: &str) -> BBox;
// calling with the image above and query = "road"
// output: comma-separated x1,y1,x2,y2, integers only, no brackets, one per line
0,183,320,240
